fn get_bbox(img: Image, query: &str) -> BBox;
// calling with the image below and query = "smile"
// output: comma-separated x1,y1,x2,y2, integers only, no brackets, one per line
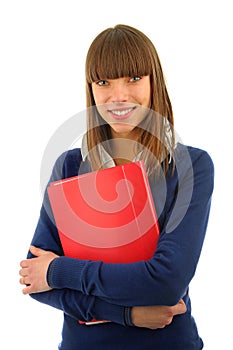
108,107,136,120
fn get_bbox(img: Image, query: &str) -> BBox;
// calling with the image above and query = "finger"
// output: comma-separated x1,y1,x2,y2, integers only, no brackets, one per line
19,268,28,277
171,300,187,316
20,260,29,268
30,245,48,257
178,299,187,311
22,284,33,295
19,277,29,285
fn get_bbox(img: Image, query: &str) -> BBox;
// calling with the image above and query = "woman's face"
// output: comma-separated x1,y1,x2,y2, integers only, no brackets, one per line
91,75,151,139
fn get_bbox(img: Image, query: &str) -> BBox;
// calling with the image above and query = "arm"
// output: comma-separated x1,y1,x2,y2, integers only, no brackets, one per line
44,148,214,307
29,288,127,325
20,243,187,329
19,148,189,328
132,299,187,329
19,151,129,325
20,205,129,325
20,245,187,328
21,148,214,307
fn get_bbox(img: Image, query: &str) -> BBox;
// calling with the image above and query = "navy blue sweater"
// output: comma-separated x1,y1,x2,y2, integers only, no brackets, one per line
28,143,214,349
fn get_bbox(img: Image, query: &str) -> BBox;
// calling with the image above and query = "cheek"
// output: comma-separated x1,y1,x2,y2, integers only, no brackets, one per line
93,93,102,105
142,79,151,107
135,84,151,108
146,95,151,108
92,87,106,105
95,105,110,125
144,87,151,108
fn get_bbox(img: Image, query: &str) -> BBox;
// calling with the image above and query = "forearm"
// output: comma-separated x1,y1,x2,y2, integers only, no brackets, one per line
47,247,188,307
131,299,187,329
47,209,211,307
29,288,126,325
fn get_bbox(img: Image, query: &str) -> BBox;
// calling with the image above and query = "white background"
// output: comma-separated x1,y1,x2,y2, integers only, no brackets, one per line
1,0,232,348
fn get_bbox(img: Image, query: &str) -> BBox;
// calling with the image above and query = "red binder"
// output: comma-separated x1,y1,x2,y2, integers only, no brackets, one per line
48,160,160,324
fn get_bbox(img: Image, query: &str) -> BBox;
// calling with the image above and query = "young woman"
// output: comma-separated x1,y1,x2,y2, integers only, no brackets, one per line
19,24,214,349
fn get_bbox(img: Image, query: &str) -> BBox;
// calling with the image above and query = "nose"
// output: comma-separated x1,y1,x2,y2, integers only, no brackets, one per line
110,81,128,103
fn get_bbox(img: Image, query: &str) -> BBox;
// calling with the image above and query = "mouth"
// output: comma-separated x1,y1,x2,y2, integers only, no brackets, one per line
108,106,136,120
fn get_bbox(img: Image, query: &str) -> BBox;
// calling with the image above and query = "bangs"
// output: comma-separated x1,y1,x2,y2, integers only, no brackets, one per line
85,27,152,83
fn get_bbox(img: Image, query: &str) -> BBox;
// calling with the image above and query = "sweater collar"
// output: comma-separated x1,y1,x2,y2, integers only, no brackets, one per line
81,134,143,169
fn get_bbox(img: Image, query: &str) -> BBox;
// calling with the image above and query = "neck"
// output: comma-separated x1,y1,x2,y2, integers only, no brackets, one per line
110,127,140,141
107,137,139,165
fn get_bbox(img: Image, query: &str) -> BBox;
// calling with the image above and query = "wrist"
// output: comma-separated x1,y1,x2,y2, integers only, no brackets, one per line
46,257,58,287
46,256,86,290
124,307,134,326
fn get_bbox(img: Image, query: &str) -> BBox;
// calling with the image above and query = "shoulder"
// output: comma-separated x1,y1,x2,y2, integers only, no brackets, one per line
174,142,214,192
53,148,82,179
175,142,214,172
62,148,82,164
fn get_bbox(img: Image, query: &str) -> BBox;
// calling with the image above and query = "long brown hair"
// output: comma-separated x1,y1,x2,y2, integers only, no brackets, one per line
85,24,175,175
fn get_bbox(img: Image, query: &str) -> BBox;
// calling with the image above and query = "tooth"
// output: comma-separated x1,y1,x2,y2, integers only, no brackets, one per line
112,108,132,116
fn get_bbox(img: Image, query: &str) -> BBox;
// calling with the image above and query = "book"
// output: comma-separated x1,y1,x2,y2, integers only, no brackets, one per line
48,160,160,324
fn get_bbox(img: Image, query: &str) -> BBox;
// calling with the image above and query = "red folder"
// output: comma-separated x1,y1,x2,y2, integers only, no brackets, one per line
48,160,160,324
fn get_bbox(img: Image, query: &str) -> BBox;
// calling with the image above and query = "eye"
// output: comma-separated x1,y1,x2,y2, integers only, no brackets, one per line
129,76,141,82
96,80,109,86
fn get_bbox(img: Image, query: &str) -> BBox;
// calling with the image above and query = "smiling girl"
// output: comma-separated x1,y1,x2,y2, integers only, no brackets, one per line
19,24,214,349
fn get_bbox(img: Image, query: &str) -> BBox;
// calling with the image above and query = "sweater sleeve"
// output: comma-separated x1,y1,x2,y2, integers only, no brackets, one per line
26,152,126,325
29,289,126,325
47,148,214,307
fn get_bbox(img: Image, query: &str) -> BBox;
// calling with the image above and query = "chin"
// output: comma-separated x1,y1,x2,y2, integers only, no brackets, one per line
111,123,135,134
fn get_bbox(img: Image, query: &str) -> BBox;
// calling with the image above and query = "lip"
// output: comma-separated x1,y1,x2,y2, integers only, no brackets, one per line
108,106,136,120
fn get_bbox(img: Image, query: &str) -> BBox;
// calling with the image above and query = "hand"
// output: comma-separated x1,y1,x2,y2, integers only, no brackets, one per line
132,299,187,330
19,246,59,295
